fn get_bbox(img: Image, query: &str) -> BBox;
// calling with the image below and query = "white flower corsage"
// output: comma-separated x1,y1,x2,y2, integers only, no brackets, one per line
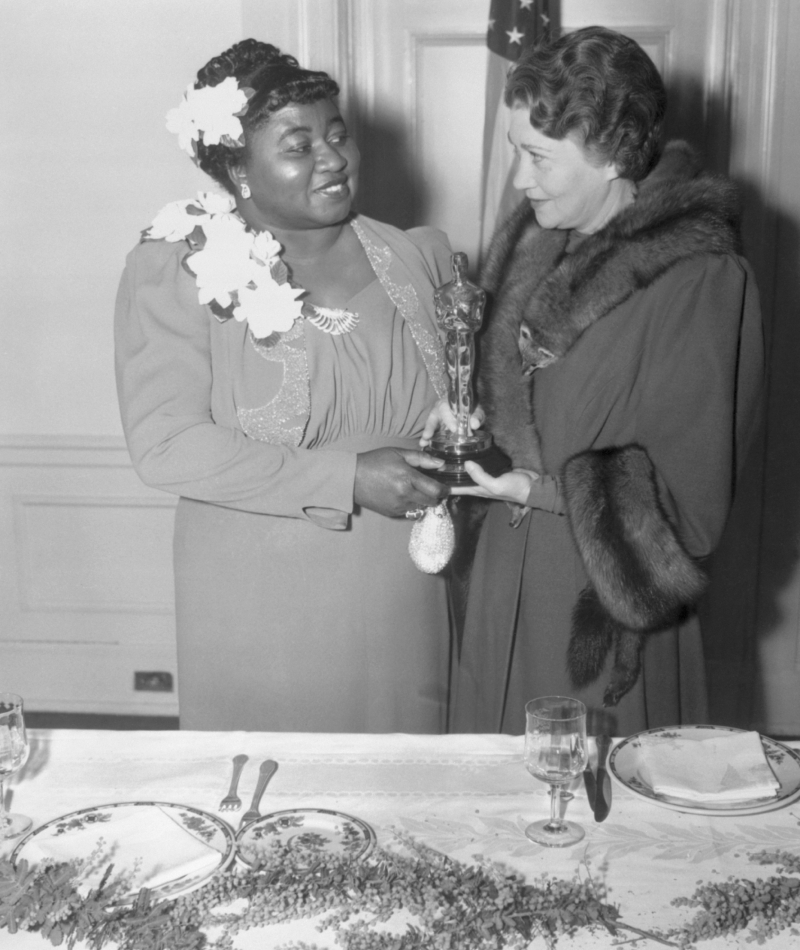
166,77,253,161
142,193,305,342
146,192,236,243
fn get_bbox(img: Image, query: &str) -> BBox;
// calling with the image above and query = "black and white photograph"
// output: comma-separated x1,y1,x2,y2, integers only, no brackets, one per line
1,1,799,946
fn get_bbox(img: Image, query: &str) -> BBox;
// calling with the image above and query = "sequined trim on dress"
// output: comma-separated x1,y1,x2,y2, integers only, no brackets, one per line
351,219,447,400
236,217,446,445
237,319,310,446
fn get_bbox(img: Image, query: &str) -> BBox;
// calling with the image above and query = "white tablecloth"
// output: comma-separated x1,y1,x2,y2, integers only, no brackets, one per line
2,729,799,948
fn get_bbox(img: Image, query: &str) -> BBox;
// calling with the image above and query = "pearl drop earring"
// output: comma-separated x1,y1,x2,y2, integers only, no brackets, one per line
241,183,251,199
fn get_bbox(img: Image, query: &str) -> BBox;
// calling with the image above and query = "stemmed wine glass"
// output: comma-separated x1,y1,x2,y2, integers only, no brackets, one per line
0,693,32,839
523,696,588,847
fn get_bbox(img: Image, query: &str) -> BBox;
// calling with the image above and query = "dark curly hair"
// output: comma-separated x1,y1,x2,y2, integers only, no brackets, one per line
193,39,339,193
505,26,666,181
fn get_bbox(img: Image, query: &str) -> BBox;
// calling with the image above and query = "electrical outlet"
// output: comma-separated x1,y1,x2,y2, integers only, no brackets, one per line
134,671,174,692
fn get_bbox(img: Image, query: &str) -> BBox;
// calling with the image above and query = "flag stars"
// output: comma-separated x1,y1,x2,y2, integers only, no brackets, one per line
506,26,524,44
519,0,535,9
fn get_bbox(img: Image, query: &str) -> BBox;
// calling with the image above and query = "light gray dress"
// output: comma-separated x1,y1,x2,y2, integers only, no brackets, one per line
115,215,453,731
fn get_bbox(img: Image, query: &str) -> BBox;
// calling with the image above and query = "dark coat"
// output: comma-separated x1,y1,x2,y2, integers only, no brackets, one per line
451,143,764,735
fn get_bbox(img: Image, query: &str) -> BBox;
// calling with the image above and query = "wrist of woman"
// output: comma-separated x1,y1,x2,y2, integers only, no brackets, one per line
522,471,566,514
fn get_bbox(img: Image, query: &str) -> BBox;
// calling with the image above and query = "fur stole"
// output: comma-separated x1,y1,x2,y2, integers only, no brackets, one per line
563,446,707,705
474,141,740,704
480,140,740,469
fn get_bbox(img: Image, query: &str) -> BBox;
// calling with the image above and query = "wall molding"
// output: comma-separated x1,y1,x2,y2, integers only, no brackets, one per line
2,641,179,716
347,0,378,140
0,431,178,716
0,434,132,468
702,0,735,171
728,0,787,307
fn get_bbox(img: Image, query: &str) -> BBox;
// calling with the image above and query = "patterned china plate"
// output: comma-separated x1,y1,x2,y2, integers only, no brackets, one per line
236,807,376,867
609,725,800,816
11,801,236,902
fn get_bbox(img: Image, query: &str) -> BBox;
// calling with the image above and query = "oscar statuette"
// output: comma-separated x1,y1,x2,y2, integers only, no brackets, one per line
425,252,509,485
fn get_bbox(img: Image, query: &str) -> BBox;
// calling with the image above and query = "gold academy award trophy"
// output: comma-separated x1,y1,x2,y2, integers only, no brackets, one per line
425,252,509,485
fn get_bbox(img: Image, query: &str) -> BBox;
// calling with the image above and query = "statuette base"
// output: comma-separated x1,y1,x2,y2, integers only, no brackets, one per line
425,433,510,486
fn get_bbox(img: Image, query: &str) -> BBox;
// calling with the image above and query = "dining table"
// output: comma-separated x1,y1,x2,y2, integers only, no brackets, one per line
2,727,799,949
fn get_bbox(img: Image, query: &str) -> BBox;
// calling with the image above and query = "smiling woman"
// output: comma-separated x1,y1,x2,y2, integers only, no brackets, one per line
507,113,635,234
114,40,454,733
231,101,360,233
227,98,377,319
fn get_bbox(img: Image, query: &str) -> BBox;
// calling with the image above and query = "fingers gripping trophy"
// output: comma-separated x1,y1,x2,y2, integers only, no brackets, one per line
426,253,509,485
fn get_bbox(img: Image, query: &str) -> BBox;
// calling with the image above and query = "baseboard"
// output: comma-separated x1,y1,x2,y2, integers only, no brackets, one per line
26,712,179,730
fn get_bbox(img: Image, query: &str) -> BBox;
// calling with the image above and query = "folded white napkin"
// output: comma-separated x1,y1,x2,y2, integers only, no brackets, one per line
640,731,780,803
23,805,222,894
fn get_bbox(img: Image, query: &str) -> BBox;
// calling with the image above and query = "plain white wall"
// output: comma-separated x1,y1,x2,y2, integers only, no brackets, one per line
0,0,245,437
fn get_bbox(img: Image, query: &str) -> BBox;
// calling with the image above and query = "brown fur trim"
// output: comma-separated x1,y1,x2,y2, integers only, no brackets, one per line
562,445,708,631
478,142,741,470
517,170,740,365
478,226,567,470
562,445,708,705
568,588,645,707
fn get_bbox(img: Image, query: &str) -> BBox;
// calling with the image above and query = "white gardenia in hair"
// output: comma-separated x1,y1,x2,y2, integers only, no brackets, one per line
166,77,251,157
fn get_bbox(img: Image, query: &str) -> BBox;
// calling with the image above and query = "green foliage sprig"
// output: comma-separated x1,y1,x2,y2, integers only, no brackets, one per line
669,850,800,947
3,837,800,950
0,857,203,950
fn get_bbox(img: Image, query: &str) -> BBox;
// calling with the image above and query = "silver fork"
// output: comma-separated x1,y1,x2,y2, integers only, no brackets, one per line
219,754,248,811
239,759,278,828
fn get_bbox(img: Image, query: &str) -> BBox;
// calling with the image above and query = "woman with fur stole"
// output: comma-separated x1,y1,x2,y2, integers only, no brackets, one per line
438,26,764,735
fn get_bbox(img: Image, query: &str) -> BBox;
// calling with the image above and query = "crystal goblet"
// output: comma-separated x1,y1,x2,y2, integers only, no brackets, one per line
0,693,31,839
523,696,588,847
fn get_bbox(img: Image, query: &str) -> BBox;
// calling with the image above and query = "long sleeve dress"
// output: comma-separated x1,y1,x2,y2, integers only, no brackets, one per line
115,214,453,732
451,145,764,737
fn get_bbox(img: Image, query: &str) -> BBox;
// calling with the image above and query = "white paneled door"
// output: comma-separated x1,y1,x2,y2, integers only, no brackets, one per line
348,0,490,268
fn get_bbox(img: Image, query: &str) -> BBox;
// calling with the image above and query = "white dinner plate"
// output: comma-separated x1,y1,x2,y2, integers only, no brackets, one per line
11,801,236,902
608,725,800,816
236,807,376,867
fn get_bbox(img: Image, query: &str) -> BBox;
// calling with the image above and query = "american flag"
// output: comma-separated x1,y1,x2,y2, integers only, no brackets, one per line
479,0,553,260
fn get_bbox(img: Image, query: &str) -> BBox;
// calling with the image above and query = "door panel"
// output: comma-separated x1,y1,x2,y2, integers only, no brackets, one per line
350,0,488,265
